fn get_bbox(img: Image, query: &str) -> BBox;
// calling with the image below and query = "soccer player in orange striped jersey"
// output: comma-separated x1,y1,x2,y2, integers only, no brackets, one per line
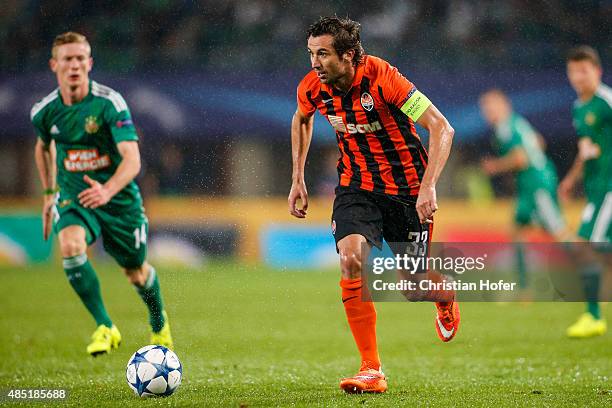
288,17,458,394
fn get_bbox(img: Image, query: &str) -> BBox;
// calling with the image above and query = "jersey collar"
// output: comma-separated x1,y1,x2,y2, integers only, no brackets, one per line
58,80,93,107
494,112,515,132
574,83,604,106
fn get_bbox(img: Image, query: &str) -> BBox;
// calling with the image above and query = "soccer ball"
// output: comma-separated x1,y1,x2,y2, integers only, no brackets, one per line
126,345,182,397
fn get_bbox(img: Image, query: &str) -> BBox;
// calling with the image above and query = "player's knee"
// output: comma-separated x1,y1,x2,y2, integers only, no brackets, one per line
339,249,362,279
562,241,598,266
59,238,86,258
124,265,148,286
398,275,427,301
401,288,426,302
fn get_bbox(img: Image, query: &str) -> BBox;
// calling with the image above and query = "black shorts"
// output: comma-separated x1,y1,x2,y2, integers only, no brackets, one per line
331,186,432,253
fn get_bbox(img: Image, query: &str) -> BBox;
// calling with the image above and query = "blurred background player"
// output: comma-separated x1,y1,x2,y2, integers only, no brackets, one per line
479,89,567,293
479,88,608,336
559,46,611,338
31,32,173,355
289,17,456,393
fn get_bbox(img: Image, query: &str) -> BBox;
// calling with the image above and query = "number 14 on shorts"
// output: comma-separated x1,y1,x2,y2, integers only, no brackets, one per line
133,223,147,249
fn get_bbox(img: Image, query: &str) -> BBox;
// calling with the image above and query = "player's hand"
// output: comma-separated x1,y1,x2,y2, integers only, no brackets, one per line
42,196,55,241
557,178,575,202
481,158,497,175
78,175,112,209
578,138,601,161
416,184,437,224
288,181,308,218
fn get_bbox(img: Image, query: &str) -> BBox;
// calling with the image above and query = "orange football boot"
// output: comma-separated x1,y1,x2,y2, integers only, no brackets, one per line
340,365,387,394
435,300,460,342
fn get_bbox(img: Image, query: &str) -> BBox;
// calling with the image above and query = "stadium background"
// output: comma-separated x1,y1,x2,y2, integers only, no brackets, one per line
1,2,611,406
1,0,610,267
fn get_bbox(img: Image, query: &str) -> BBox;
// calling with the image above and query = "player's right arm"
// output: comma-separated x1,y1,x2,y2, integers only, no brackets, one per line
34,138,57,240
288,107,314,218
32,104,57,241
558,106,601,200
558,156,583,201
558,138,598,201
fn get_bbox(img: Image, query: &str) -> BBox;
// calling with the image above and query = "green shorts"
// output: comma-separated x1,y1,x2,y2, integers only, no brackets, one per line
53,198,148,269
515,187,565,234
578,191,612,246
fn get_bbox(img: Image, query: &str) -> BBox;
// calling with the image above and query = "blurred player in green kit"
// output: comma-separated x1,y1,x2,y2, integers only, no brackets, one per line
31,32,174,355
559,46,610,338
480,88,607,338
480,89,568,293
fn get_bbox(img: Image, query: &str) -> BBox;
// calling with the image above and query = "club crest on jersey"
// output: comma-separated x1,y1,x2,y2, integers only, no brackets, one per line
84,116,99,134
361,92,374,111
585,112,596,126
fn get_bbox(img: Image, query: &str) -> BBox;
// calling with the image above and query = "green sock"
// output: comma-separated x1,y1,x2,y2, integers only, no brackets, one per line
581,263,601,320
135,266,165,332
587,302,601,320
63,254,113,328
515,242,528,289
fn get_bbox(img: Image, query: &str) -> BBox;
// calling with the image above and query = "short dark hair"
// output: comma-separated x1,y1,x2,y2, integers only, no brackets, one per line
307,16,364,66
567,45,601,68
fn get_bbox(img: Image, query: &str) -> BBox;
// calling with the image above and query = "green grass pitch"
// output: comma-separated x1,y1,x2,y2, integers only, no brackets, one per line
1,261,610,407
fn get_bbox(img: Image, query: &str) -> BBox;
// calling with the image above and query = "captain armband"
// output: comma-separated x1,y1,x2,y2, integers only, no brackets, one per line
400,89,432,121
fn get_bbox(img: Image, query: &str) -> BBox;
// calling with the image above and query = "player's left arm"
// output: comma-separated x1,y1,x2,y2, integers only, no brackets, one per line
78,141,141,209
558,104,609,200
378,61,454,223
415,105,455,224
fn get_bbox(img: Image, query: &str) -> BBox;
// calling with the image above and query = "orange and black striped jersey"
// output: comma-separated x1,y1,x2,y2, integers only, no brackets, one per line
297,55,431,197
